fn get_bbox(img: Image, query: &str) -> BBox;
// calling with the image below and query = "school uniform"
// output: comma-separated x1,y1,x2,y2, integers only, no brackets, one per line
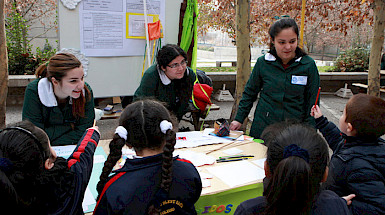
234,53,319,138
22,78,95,146
94,154,202,215
133,64,196,120
42,128,100,214
316,116,385,215
234,190,350,215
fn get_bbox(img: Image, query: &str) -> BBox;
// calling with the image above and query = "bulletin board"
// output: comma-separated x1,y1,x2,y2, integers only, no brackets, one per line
58,0,183,98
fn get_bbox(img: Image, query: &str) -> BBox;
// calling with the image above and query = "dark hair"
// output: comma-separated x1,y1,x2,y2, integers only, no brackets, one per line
0,121,50,213
260,119,301,146
96,100,177,214
35,53,90,118
262,124,329,215
345,93,385,138
156,44,187,69
156,44,192,119
268,18,307,59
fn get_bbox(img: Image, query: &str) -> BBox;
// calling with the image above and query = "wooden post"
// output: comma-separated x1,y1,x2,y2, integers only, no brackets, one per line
230,0,251,130
299,0,306,49
368,0,385,97
0,0,8,128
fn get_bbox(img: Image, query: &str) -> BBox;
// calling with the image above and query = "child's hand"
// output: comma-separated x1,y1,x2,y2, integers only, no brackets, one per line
342,194,355,205
311,105,323,119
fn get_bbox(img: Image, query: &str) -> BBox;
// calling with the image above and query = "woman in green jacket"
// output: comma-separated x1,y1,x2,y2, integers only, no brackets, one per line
230,18,320,139
134,44,196,120
22,53,95,146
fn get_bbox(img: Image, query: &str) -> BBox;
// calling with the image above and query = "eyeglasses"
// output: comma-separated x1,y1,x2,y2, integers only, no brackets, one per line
167,60,188,68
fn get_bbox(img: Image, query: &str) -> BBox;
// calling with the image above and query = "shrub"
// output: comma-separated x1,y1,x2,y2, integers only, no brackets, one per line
328,48,369,72
6,7,36,75
6,6,57,75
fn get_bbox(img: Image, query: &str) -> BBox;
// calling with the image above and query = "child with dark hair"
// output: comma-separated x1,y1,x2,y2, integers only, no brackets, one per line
134,44,196,121
235,124,354,215
0,120,100,214
94,100,202,215
311,93,385,215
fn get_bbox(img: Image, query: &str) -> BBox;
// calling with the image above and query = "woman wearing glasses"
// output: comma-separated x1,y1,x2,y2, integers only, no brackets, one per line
134,44,196,121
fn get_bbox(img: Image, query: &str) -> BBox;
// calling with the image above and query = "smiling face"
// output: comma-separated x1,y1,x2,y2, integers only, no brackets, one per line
161,55,187,80
52,66,85,100
273,28,298,64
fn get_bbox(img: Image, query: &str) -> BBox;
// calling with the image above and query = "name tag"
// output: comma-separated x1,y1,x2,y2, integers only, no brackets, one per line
291,75,307,85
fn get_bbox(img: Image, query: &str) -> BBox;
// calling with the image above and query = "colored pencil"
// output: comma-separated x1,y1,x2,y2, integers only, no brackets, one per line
315,87,321,106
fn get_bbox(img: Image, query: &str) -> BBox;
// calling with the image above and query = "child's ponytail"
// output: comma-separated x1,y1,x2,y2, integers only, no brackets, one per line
265,153,312,215
147,120,176,215
96,133,126,196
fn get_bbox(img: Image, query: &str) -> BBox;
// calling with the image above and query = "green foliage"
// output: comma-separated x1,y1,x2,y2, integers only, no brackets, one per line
35,39,57,65
6,6,57,75
6,7,36,75
328,48,369,72
317,66,332,73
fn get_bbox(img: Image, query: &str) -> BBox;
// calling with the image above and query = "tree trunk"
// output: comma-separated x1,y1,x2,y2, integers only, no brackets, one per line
0,0,8,128
368,0,385,96
230,0,251,130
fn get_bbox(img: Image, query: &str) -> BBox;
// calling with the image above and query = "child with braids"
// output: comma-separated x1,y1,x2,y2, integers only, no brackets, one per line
234,123,354,215
94,100,202,215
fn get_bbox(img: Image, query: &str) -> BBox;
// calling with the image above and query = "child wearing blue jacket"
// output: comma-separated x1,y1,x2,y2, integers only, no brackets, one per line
234,123,354,215
0,120,100,214
94,100,202,215
311,93,385,215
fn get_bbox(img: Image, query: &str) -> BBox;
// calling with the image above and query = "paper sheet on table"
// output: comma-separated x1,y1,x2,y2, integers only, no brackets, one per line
206,160,265,188
174,150,216,167
252,158,266,169
175,131,232,148
82,186,96,211
53,145,77,159
222,147,244,155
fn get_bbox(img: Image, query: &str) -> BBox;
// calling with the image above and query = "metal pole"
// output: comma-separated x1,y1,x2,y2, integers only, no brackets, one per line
143,0,151,67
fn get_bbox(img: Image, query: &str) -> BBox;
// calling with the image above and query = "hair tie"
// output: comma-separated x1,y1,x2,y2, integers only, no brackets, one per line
283,144,309,163
160,120,173,134
115,126,128,140
0,157,13,173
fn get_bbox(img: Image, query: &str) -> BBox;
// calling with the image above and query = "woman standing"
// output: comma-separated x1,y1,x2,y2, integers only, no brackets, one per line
230,18,320,138
22,53,95,146
134,44,196,121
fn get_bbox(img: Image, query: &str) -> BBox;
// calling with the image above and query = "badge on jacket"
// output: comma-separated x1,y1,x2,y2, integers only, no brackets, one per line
291,75,308,85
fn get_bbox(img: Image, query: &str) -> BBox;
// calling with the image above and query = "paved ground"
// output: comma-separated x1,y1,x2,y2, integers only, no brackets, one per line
6,92,355,140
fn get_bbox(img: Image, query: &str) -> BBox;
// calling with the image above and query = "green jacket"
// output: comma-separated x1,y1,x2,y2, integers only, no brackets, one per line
134,64,196,120
22,78,95,146
235,54,320,138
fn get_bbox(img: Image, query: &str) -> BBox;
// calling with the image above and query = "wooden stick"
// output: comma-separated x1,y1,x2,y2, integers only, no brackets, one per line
93,120,96,127
205,141,235,155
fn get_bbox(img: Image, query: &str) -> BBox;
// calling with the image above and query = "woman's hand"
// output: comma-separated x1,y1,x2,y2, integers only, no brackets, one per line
230,121,242,131
310,105,323,119
342,194,355,205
